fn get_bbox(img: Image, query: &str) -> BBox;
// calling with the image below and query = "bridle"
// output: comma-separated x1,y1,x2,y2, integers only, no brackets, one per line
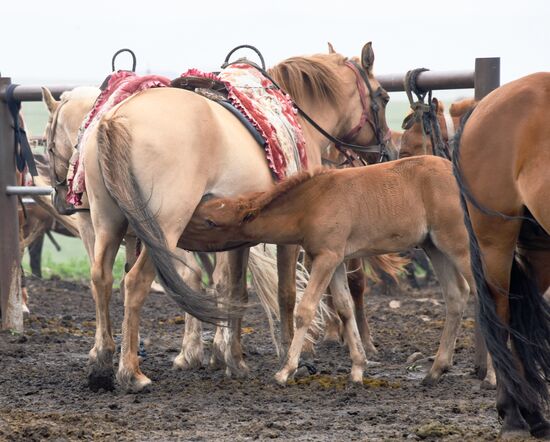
333,60,392,164
226,54,392,165
46,100,71,188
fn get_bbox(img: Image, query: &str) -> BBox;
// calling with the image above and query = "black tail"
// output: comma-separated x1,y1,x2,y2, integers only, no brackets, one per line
452,110,550,410
96,117,232,325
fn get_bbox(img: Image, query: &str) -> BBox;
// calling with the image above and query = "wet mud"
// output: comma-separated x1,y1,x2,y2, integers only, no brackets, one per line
0,277,511,441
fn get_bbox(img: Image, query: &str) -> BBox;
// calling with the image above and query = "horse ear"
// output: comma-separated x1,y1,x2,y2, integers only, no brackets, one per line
42,87,59,114
402,113,415,130
242,209,258,224
361,42,375,75
432,97,443,114
327,42,336,54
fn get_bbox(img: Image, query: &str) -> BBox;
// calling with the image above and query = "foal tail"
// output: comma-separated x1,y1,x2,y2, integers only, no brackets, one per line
452,110,550,410
96,117,231,325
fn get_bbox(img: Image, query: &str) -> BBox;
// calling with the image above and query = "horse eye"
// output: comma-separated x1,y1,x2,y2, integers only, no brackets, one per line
205,219,218,228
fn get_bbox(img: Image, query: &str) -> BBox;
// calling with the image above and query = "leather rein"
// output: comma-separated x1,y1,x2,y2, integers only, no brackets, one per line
239,60,392,165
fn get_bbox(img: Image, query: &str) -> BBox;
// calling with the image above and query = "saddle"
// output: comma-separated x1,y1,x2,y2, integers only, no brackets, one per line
171,75,228,102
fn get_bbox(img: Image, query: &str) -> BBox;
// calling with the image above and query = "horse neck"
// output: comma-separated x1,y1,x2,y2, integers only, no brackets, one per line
242,191,308,243
298,100,346,167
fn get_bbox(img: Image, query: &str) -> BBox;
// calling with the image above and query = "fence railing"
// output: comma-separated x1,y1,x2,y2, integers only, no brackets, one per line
0,57,500,331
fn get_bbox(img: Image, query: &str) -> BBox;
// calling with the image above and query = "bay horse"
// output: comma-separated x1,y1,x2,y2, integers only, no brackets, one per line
82,43,396,392
186,156,474,385
453,72,550,439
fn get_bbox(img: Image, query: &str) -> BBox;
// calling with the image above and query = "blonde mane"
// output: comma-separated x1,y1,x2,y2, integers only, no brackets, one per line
60,86,100,103
249,167,333,213
268,53,346,108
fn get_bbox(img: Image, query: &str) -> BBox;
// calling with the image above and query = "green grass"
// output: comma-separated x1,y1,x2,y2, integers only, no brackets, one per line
22,234,126,285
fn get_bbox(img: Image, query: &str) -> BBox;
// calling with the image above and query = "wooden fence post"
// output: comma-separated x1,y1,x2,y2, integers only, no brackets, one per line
0,77,23,331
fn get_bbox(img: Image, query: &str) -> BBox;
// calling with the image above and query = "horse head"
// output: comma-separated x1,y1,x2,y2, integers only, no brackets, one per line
42,86,99,214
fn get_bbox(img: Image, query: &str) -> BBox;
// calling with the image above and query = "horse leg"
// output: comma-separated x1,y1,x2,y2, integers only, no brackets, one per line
28,233,44,278
116,248,156,392
173,251,204,370
421,243,469,386
88,228,124,391
221,248,250,377
278,245,299,349
347,258,377,354
210,252,229,369
473,217,533,438
275,252,340,385
329,263,367,382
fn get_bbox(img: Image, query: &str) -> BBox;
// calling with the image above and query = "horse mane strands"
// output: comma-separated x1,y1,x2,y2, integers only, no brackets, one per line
60,86,101,102
249,167,332,214
268,54,346,108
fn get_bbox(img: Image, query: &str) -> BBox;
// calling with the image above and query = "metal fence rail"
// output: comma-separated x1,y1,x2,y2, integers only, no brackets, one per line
0,57,500,331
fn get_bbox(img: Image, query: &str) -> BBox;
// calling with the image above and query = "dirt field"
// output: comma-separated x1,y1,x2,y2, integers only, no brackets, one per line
0,276,508,441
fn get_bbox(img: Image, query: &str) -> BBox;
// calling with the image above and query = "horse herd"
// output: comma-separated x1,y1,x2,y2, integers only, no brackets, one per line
13,42,550,439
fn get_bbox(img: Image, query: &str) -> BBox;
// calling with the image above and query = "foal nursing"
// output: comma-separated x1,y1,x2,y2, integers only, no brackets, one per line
187,156,474,385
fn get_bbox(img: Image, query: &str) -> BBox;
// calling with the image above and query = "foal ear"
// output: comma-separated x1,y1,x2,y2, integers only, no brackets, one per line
42,87,59,114
242,209,258,224
432,97,443,114
361,42,375,75
327,42,336,54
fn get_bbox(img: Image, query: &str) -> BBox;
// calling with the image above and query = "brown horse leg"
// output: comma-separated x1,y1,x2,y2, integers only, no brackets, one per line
277,245,300,350
329,263,367,382
421,243,469,386
221,248,250,377
474,217,532,437
88,229,124,391
347,258,377,354
117,247,156,392
275,252,340,384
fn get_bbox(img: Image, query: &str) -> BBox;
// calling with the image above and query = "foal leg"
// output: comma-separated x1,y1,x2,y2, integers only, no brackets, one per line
347,258,377,354
275,252,340,385
330,264,367,382
278,245,300,349
421,244,469,386
117,248,156,392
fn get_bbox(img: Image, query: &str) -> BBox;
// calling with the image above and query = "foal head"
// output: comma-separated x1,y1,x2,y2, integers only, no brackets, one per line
42,87,99,213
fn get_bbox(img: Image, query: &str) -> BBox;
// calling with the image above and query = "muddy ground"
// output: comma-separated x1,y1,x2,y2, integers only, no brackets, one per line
0,276,512,441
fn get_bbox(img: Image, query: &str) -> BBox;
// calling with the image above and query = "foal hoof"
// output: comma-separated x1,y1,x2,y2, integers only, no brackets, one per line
87,366,115,392
421,372,442,387
274,370,290,386
173,352,202,371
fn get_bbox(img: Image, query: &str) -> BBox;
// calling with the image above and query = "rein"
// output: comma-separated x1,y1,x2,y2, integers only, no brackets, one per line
223,47,391,164
47,100,71,187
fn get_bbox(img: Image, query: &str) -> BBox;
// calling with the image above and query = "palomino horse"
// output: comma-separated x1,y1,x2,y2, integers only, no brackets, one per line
453,72,550,439
41,87,214,383
186,156,474,385
82,43,396,391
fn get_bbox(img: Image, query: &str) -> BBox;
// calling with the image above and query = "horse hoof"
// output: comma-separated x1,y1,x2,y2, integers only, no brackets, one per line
421,373,441,387
530,421,550,439
87,366,115,392
173,352,203,370
116,370,152,393
274,370,290,386
480,378,497,390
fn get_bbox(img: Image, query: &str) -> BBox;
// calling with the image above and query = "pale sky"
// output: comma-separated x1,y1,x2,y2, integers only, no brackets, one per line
2,0,549,99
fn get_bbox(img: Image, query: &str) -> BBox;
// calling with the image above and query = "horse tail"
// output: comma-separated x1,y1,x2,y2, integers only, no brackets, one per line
452,109,550,410
365,253,409,284
96,116,232,325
